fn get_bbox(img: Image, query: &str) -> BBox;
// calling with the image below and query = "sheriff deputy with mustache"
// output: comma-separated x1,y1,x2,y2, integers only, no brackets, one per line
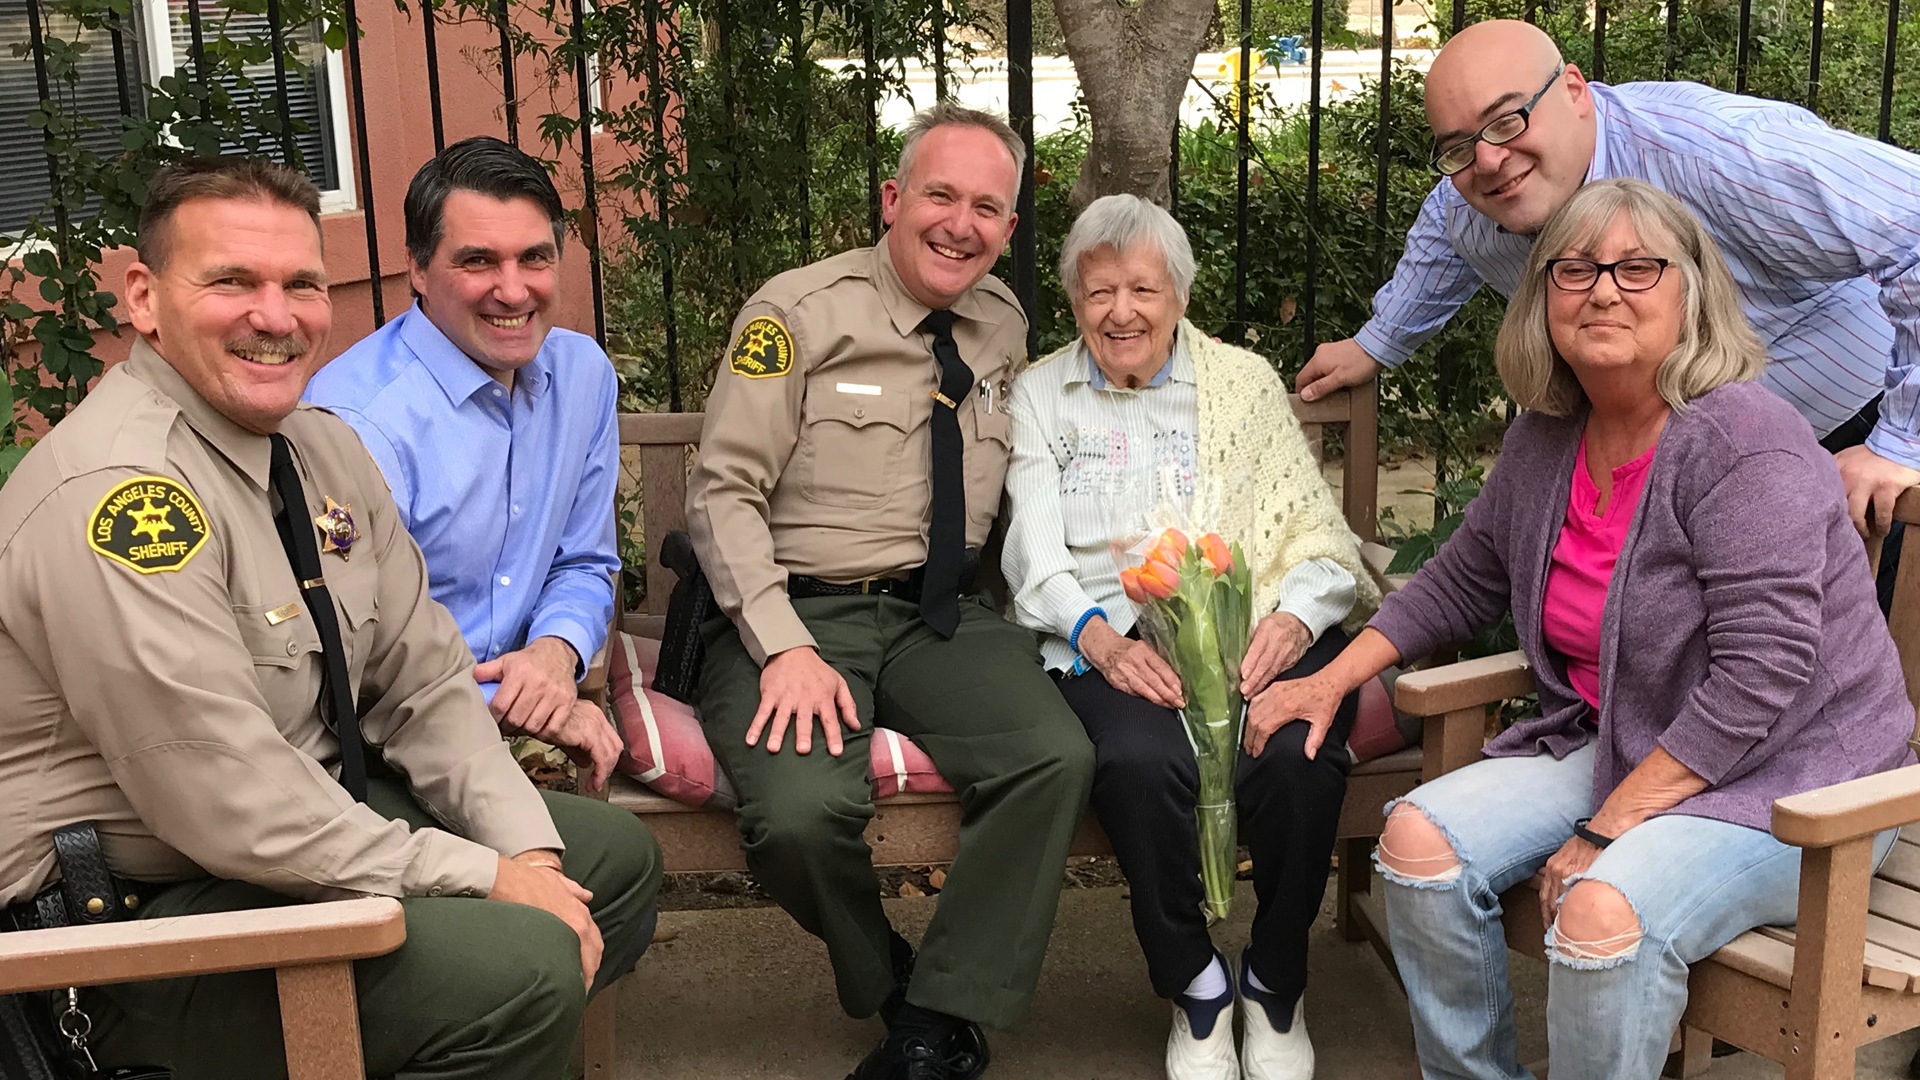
687,101,1094,1080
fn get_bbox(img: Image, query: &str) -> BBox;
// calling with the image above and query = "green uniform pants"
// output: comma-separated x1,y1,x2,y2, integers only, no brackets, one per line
86,777,662,1080
700,593,1094,1029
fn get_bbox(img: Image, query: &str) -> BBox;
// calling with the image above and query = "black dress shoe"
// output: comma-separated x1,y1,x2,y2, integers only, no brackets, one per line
845,1024,990,1080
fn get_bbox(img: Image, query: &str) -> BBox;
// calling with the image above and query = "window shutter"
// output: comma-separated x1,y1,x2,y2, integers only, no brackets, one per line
0,0,142,237
166,0,339,190
0,0,340,238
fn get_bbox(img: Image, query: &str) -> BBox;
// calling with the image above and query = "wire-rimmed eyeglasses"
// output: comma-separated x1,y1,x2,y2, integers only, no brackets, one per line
1432,64,1566,176
1545,257,1673,292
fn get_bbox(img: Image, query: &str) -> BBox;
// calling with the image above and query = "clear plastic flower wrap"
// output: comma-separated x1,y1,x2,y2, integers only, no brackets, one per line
1113,495,1254,923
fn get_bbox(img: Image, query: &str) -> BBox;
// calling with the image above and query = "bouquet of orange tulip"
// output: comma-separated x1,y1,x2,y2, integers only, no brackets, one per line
1119,526,1254,922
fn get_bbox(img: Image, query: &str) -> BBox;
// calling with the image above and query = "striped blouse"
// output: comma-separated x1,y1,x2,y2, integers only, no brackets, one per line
1003,325,1356,673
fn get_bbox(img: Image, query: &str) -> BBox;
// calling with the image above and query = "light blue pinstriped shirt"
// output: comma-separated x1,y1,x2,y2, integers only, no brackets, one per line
1355,80,1920,468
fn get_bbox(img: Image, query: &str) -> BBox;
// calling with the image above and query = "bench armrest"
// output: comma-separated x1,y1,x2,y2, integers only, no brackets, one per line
0,896,405,995
1772,764,1920,848
1359,542,1409,597
1393,650,1534,716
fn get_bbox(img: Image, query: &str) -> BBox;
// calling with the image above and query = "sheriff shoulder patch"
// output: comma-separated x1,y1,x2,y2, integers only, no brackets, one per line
88,475,211,574
728,316,795,379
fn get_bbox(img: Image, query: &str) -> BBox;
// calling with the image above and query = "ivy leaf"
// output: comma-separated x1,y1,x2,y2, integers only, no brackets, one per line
1384,533,1437,575
0,446,26,491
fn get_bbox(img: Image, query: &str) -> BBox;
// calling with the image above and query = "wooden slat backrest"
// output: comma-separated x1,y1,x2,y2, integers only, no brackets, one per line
614,379,1382,623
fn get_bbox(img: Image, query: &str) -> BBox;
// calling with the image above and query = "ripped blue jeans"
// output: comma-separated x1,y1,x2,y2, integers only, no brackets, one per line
1377,743,1895,1080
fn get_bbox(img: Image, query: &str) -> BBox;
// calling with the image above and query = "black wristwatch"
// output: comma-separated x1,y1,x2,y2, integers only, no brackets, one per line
1573,817,1615,849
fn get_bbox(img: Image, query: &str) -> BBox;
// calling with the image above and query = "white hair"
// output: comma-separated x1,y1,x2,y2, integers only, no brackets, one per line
1059,194,1195,303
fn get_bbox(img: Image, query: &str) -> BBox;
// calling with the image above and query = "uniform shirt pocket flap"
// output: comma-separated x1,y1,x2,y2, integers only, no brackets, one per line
233,599,324,669
331,568,379,629
804,389,910,432
975,408,1013,447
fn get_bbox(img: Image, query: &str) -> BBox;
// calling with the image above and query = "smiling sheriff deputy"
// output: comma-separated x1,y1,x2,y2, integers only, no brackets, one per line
0,156,660,1080
687,101,1094,1080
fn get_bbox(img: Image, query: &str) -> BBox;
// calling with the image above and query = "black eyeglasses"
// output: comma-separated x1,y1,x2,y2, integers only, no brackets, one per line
1432,63,1566,176
1545,257,1673,292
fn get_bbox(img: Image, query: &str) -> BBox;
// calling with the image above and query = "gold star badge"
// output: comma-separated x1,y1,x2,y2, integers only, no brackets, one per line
314,498,360,559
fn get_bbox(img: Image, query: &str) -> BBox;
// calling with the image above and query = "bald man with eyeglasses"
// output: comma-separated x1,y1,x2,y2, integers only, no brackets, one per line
1295,19,1920,550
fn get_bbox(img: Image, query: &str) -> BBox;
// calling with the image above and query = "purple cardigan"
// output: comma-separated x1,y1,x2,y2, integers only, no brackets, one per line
1371,381,1915,831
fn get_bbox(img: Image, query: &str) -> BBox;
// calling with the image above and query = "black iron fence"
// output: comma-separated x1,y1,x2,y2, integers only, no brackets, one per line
5,0,1917,454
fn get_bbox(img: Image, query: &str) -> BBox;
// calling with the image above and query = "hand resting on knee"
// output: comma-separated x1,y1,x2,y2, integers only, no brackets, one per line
749,646,862,756
491,851,604,990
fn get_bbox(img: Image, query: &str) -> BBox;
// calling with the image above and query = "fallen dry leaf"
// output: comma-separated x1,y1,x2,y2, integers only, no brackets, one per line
1278,296,1299,324
929,868,948,890
898,881,926,898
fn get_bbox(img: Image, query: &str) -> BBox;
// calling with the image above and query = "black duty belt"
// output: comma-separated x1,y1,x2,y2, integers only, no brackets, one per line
2,823,166,935
788,550,979,603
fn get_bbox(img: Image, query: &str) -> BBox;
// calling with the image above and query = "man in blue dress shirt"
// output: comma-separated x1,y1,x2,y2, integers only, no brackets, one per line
307,137,623,788
1294,19,1920,541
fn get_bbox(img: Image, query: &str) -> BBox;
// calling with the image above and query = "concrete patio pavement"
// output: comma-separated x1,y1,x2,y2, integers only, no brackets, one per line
608,875,1920,1078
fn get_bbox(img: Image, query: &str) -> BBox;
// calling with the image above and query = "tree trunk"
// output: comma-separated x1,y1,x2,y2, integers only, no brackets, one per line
1051,0,1218,209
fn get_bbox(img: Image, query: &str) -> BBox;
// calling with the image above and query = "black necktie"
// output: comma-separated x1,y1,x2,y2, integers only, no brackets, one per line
918,309,974,639
268,432,368,802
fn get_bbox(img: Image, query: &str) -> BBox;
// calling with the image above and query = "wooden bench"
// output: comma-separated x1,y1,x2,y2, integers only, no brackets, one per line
0,897,405,1080
1386,490,1920,1079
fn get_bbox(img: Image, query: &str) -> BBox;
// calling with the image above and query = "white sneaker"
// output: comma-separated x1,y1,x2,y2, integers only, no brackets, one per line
1166,992,1240,1080
1239,991,1313,1080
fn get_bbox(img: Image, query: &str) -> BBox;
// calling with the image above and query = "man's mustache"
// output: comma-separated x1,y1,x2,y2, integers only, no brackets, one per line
225,332,312,357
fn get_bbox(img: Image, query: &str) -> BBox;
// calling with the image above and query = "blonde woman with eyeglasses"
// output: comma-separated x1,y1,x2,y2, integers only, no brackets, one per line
1252,178,1915,1080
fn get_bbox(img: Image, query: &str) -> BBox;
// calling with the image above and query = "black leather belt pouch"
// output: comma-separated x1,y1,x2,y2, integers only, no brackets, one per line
652,530,714,706
1,823,171,1078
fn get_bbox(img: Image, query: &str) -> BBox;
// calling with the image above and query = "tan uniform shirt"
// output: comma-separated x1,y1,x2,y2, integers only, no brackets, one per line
0,341,562,906
688,239,1027,664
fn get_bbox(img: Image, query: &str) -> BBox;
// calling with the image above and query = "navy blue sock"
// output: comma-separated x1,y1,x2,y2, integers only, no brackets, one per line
1173,983,1235,1040
1239,949,1295,1033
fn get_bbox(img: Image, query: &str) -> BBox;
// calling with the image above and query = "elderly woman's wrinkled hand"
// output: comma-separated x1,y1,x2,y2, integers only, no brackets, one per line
1079,617,1185,709
1240,612,1313,697
1246,674,1343,759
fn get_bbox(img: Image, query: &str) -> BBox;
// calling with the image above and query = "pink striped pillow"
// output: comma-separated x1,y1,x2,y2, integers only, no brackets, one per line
608,633,735,808
607,633,952,808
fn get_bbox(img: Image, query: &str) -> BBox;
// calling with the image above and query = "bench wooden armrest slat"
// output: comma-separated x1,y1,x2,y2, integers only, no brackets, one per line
1772,764,1920,848
0,897,405,994
1394,651,1534,716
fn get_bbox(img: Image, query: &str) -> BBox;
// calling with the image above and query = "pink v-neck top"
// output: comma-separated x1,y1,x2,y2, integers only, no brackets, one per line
1542,437,1658,711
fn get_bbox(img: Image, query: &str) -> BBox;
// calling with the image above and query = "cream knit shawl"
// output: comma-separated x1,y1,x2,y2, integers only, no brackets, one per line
1038,319,1380,631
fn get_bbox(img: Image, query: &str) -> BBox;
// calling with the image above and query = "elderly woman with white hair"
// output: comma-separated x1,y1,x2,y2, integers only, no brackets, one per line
1002,194,1378,1080
1257,178,1916,1080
